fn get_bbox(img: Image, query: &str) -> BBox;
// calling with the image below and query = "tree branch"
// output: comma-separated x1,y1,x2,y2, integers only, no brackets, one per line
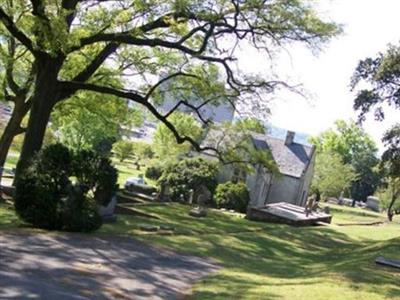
144,72,199,100
57,80,221,157
72,43,119,82
0,8,37,55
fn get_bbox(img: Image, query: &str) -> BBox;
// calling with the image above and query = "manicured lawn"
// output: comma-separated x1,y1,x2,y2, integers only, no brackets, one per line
1,199,399,299
4,152,18,169
2,152,157,188
111,157,157,187
327,203,386,224
0,202,25,229
100,203,400,300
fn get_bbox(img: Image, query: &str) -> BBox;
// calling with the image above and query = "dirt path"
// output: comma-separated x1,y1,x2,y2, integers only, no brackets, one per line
0,232,219,299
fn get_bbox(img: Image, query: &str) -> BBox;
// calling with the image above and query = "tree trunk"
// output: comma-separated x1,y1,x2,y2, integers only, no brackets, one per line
0,101,29,186
15,58,62,180
387,194,396,222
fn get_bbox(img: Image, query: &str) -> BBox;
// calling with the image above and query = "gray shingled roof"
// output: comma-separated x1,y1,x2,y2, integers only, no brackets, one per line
251,133,314,178
201,129,314,178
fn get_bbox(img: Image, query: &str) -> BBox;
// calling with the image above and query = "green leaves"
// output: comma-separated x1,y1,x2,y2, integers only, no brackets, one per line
51,90,135,151
153,112,203,159
310,120,379,200
311,151,357,198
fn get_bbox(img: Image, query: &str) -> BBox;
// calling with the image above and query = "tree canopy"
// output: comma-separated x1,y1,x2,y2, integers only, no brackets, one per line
235,117,266,134
0,0,340,177
310,120,379,201
352,44,400,218
153,112,203,159
311,151,357,199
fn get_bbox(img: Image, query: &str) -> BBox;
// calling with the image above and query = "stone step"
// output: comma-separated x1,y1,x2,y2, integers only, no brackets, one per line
116,192,147,204
115,203,161,220
121,189,156,202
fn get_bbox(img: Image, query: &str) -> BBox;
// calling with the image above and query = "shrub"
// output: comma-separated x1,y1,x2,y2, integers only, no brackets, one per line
14,144,118,231
72,150,118,206
214,182,250,213
15,170,63,230
61,186,102,232
158,157,218,201
93,137,116,157
145,164,164,181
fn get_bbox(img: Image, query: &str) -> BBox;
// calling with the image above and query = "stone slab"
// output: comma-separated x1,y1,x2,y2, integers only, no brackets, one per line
247,202,332,226
375,256,400,269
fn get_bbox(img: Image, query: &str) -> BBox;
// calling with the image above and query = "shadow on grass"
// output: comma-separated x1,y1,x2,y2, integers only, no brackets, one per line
2,202,399,299
0,232,218,299
126,205,400,299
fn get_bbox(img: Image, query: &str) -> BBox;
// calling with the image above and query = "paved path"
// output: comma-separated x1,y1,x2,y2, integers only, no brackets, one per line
0,232,219,299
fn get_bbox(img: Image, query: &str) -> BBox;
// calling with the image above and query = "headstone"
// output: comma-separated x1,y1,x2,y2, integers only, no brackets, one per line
326,197,338,204
139,224,159,232
338,190,344,205
189,207,207,218
160,225,174,231
366,196,380,212
188,189,194,204
342,198,353,207
196,185,211,206
375,256,400,269
98,195,117,222
158,184,171,202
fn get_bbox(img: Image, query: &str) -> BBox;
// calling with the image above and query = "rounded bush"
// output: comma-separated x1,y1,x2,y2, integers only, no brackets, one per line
214,182,250,213
15,172,63,230
145,164,164,181
158,157,218,202
14,144,118,232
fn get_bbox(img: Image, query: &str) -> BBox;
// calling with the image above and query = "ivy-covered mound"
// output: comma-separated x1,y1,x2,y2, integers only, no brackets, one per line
214,181,250,213
14,144,118,232
158,157,218,202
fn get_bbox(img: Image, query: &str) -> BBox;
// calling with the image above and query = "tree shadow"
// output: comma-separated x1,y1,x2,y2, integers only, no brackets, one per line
0,232,219,299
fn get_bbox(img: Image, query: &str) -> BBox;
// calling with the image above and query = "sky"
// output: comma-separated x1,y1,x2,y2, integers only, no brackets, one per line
239,0,400,153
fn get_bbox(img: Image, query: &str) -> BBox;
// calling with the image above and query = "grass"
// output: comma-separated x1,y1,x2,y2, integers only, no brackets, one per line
0,202,25,229
1,185,399,299
4,151,18,169
111,157,157,187
99,203,400,300
3,152,156,188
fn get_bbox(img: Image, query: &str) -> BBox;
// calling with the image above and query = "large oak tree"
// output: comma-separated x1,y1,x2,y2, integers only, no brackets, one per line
0,0,339,178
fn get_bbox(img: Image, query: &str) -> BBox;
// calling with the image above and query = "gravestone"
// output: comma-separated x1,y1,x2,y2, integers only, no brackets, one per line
188,189,194,204
188,185,210,218
98,195,117,223
189,207,207,218
139,224,159,232
341,198,354,207
158,183,171,202
366,196,380,212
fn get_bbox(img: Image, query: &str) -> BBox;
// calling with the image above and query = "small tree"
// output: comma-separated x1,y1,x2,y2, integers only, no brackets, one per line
375,178,400,220
310,120,379,201
113,140,134,162
311,151,357,199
